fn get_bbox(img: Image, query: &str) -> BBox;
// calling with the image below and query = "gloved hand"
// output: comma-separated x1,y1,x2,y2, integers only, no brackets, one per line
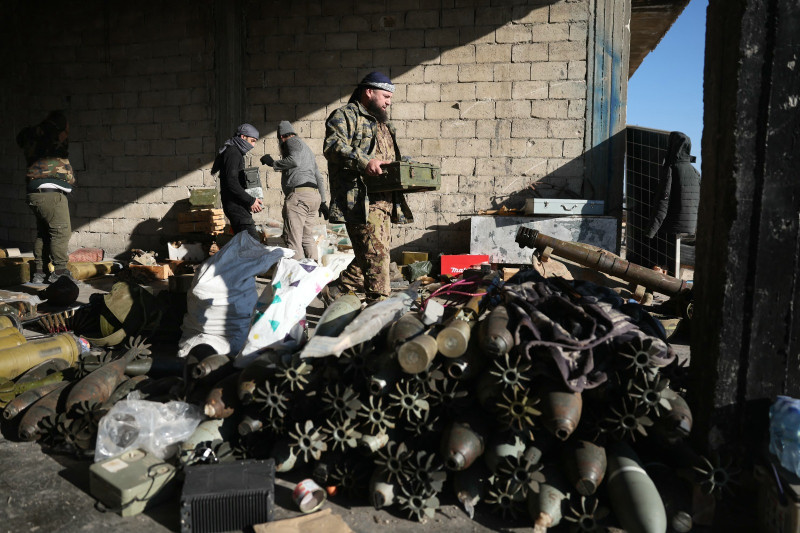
319,202,330,220
260,154,275,166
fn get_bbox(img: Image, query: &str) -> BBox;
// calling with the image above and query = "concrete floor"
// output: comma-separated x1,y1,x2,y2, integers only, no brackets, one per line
0,267,693,532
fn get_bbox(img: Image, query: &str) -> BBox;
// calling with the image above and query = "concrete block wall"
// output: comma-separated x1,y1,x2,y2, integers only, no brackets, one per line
1,0,595,260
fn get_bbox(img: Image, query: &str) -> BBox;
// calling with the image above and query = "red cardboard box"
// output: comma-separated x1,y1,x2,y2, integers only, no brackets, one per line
441,254,490,276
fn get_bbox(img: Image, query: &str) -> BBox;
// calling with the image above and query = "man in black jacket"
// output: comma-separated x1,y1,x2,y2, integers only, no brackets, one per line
645,131,701,272
212,123,263,241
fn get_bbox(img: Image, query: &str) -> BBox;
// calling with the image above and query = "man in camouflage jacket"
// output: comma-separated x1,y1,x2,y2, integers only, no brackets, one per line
323,71,413,302
16,111,76,284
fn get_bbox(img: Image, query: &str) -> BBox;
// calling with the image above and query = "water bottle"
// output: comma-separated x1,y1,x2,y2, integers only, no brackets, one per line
769,396,800,476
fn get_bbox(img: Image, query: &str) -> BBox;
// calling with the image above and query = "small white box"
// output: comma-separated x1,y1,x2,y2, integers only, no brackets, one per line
524,198,605,216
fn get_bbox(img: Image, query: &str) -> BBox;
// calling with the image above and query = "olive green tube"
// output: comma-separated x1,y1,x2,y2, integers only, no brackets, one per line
397,334,438,374
436,319,473,358
387,312,426,347
3,380,68,421
606,440,667,533
313,293,361,337
0,334,80,380
0,329,25,346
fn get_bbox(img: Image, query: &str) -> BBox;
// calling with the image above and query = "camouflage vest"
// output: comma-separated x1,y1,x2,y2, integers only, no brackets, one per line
27,157,75,186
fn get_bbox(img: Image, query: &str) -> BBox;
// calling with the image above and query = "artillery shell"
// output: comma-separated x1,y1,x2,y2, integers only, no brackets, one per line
606,440,667,533
436,319,473,358
397,334,438,374
657,394,693,441
387,312,426,347
65,356,128,415
540,389,583,441
0,333,81,380
17,382,71,441
479,304,513,357
313,293,361,338
369,467,397,509
442,420,485,471
204,371,241,419
3,381,68,421
563,440,607,496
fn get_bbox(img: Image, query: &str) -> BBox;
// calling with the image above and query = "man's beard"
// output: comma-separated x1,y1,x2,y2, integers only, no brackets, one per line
365,96,389,123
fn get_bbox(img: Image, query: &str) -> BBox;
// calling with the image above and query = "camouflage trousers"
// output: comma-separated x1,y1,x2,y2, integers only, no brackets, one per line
27,190,72,272
339,201,391,299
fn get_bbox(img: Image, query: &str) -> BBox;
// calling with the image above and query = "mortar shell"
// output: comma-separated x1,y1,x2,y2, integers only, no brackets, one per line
479,304,513,357
17,382,71,441
65,356,128,415
441,420,485,471
193,353,231,379
528,465,570,532
0,333,80,380
540,389,583,441
3,380,68,421
397,334,438,374
564,440,607,496
606,440,667,533
313,294,361,338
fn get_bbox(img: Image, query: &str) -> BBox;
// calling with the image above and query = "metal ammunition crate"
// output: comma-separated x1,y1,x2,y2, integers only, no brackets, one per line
89,448,177,517
364,161,440,193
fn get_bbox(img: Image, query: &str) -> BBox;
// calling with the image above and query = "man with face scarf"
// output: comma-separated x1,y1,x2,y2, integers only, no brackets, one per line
17,110,77,284
211,123,264,241
261,121,329,261
321,71,414,304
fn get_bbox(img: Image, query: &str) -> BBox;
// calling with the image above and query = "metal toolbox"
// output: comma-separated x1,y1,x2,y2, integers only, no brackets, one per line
524,198,605,216
364,161,441,193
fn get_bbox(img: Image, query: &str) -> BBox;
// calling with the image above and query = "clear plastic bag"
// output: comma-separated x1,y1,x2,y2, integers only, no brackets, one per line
769,396,800,476
94,393,204,462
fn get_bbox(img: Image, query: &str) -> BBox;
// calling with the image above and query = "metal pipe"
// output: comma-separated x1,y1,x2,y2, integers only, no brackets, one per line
515,227,690,297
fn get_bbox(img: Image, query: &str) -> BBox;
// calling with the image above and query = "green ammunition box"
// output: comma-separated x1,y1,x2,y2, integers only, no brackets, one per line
89,448,177,516
189,188,218,207
364,161,441,193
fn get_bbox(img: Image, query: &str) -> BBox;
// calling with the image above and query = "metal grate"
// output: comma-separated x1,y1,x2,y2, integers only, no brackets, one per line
625,126,680,275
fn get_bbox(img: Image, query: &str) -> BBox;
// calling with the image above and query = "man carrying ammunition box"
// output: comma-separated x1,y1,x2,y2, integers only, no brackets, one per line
322,71,413,304
261,120,329,262
211,123,263,241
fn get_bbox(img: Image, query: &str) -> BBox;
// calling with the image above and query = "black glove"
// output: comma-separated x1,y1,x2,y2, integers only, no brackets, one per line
319,202,330,220
260,154,275,166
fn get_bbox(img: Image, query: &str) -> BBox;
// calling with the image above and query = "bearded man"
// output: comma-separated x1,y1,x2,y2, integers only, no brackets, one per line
322,71,413,304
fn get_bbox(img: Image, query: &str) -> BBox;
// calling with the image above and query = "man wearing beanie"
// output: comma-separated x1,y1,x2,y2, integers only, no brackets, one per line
261,121,329,261
211,123,263,241
323,71,414,304
17,110,78,284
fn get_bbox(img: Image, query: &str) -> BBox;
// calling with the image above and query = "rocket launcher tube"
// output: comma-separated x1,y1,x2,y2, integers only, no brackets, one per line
0,333,81,380
515,227,690,297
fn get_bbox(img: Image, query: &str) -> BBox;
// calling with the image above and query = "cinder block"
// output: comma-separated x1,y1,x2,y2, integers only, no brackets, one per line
476,43,512,63
442,82,476,101
511,118,548,138
459,100,495,119
494,63,532,82
531,100,569,118
425,28,460,47
529,23,570,42
459,64,493,82
408,119,442,138
511,157,549,177
441,157,477,176
455,138,491,157
422,138,456,156
440,192,476,214
406,9,439,28
528,138,564,157
477,81,512,100
441,45,476,65
568,60,587,80
441,120,477,138
407,84,442,102
568,99,586,119
549,41,585,61
495,23,532,43
490,138,535,158
548,119,584,139
326,32,357,49
511,80,549,100
358,32,389,49
550,2,589,23
496,100,532,119
512,5,550,24
425,102,460,120
531,62,569,81
392,102,426,120
424,65,459,83
563,139,584,158
549,80,586,99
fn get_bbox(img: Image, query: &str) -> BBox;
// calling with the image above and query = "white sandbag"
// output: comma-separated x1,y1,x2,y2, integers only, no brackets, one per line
234,257,334,368
178,232,292,357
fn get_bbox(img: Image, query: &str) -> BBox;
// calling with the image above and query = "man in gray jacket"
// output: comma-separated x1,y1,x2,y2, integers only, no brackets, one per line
261,121,329,261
